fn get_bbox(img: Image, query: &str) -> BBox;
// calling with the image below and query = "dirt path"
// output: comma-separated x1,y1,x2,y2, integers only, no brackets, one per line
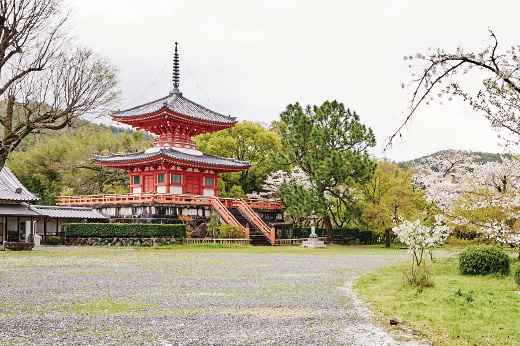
0,247,429,345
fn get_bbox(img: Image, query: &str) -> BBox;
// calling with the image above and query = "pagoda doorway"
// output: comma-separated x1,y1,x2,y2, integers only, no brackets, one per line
143,176,154,193
185,174,201,195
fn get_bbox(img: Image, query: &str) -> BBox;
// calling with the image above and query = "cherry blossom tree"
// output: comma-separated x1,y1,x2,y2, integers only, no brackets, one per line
247,167,311,200
415,151,520,259
393,215,451,285
454,157,520,257
390,30,520,147
393,215,451,266
411,150,479,211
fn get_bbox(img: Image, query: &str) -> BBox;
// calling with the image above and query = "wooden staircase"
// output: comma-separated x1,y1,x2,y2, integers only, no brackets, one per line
208,197,275,245
228,208,271,246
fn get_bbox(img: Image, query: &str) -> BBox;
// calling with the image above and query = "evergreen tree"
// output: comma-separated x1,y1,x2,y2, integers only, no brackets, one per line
194,121,282,196
276,100,376,240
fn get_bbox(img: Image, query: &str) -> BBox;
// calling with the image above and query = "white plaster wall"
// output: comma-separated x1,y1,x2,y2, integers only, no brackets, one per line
157,186,166,193
203,188,215,197
25,220,31,239
171,186,182,194
133,187,142,193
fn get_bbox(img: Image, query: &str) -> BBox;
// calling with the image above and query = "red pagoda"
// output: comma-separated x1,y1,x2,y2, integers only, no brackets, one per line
93,43,251,196
57,44,282,245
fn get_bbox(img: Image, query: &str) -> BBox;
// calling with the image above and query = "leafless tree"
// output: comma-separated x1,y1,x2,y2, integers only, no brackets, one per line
390,30,520,148
0,0,119,168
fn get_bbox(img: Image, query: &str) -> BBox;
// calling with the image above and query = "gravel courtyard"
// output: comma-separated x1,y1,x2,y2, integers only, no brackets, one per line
0,246,427,345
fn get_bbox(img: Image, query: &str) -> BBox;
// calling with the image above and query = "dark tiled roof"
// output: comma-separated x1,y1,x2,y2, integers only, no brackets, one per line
0,203,108,219
114,93,237,124
0,166,39,202
30,205,109,219
0,203,40,216
93,148,251,169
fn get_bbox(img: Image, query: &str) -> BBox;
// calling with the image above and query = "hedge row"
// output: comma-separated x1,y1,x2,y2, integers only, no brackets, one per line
292,227,375,244
63,223,186,238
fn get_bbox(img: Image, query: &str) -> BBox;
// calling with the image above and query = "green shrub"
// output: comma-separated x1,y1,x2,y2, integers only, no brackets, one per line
459,245,510,276
292,227,375,244
46,236,61,245
513,263,520,286
63,223,186,238
406,266,434,288
218,224,245,239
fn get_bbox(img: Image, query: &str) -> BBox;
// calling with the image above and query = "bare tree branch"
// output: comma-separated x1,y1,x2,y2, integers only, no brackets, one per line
389,30,520,149
0,0,120,169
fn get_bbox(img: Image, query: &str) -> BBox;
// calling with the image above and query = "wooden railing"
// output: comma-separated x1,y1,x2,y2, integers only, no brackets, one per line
55,193,278,246
55,193,282,210
184,238,250,245
275,237,327,245
232,199,275,245
208,197,241,227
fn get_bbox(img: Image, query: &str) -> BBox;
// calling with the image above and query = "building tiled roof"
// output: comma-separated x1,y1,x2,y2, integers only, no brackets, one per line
114,93,237,124
93,148,251,169
0,203,108,219
29,205,109,219
0,166,39,202
0,203,40,217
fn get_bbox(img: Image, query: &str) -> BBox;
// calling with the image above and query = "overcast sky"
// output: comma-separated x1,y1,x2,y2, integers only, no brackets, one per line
62,0,520,162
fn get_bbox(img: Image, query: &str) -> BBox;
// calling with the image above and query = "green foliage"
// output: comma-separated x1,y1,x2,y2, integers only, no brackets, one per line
458,245,510,276
46,236,61,245
358,159,420,247
64,223,186,238
188,243,250,249
206,213,220,238
513,263,520,287
405,265,434,288
275,100,376,239
356,257,520,345
218,224,245,238
224,185,246,198
6,230,18,242
194,121,282,195
444,235,480,246
292,227,374,244
8,123,152,205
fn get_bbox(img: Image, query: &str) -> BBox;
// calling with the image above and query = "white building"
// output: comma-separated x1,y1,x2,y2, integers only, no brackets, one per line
0,166,107,244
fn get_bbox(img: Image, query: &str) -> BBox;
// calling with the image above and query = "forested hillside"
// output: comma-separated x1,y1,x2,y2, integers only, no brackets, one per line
401,149,511,168
8,121,153,205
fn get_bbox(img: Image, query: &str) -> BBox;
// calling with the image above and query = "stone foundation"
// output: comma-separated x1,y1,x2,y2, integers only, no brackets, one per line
62,237,182,247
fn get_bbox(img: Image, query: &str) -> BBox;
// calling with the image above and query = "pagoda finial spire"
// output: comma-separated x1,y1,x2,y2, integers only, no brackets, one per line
170,42,181,95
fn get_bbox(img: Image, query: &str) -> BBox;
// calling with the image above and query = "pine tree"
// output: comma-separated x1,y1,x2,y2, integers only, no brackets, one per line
276,100,376,240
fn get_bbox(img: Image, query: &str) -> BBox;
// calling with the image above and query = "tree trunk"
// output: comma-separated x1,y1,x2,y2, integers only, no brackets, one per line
323,214,334,242
384,228,391,248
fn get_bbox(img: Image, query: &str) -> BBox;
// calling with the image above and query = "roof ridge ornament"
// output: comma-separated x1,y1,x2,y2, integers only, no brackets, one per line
170,42,182,96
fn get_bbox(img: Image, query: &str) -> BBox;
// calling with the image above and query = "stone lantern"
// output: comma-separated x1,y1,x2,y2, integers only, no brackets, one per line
301,211,325,248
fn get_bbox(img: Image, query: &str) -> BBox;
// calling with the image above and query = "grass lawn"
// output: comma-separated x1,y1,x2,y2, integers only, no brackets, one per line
355,255,520,345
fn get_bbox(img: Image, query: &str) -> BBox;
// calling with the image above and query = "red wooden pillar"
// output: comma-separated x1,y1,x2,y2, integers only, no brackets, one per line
215,173,220,197
165,164,171,193
182,168,187,194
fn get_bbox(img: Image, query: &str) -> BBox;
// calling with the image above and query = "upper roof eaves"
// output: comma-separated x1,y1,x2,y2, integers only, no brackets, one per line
114,94,237,125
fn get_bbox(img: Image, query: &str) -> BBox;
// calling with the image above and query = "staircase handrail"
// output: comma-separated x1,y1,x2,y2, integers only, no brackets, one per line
233,199,275,245
209,197,242,227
